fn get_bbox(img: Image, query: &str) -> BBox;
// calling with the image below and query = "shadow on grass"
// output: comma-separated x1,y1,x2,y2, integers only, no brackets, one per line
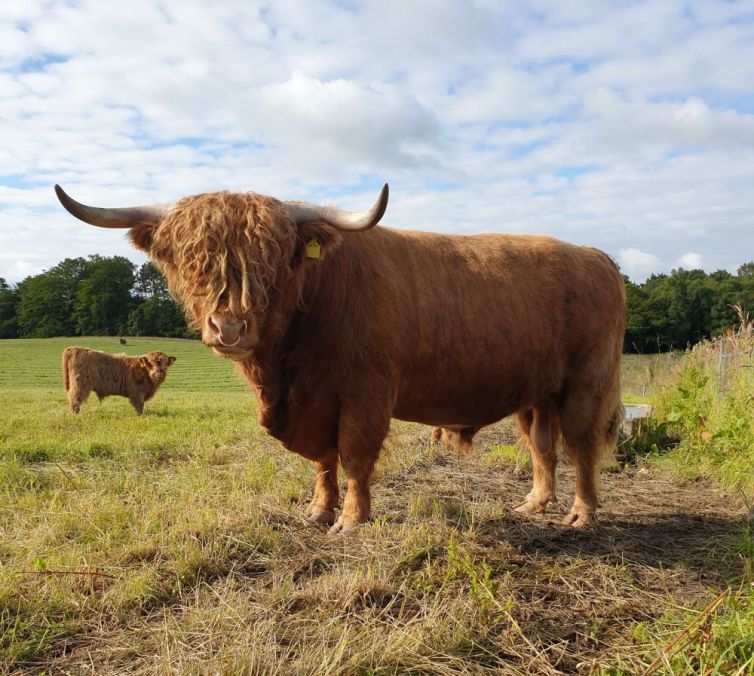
475,512,747,580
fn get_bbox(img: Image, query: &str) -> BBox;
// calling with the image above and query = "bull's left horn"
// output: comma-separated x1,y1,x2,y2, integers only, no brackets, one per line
54,185,172,228
283,183,389,232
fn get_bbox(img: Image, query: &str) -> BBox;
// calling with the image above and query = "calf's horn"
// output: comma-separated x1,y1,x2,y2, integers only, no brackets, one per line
282,183,389,231
54,185,172,228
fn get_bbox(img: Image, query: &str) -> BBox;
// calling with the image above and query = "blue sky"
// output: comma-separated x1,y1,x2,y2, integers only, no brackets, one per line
1,0,754,282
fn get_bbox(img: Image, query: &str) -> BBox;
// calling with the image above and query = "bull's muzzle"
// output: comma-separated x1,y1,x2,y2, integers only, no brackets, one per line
206,314,247,348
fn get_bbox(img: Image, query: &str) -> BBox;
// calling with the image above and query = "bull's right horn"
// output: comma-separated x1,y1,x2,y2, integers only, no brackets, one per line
55,185,173,228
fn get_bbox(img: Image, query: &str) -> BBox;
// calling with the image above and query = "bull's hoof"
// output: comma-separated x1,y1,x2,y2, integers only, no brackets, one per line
562,509,596,528
306,505,336,527
513,493,556,515
514,501,543,514
327,515,364,535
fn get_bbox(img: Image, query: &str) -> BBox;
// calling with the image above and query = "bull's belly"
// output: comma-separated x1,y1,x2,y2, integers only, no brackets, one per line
392,385,523,428
393,350,565,427
393,405,511,428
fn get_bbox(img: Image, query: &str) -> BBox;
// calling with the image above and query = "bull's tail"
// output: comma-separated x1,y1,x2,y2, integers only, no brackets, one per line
62,347,73,392
601,359,625,462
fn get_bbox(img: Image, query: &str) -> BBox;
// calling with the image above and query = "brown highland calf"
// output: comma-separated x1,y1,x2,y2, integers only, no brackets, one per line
62,347,176,415
55,183,625,533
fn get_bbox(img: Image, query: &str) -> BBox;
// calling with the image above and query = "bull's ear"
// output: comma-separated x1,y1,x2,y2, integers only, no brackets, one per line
292,222,342,267
128,225,156,252
139,356,149,368
168,356,176,365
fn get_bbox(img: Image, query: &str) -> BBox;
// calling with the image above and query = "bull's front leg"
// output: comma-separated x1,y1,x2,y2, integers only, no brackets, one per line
328,400,390,534
306,455,339,526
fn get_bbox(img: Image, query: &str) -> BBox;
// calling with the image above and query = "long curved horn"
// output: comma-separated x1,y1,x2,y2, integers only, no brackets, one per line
54,185,172,228
282,183,389,232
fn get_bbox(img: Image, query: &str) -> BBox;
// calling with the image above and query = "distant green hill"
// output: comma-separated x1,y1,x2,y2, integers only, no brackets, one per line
0,337,247,391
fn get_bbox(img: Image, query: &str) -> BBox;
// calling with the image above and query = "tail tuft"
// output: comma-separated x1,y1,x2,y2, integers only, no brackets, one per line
606,403,625,444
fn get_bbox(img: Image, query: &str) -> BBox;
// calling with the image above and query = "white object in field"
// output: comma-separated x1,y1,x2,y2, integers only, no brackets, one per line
622,403,653,438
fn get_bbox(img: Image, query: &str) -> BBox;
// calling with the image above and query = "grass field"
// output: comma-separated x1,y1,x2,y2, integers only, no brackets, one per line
1,338,752,674
0,336,247,392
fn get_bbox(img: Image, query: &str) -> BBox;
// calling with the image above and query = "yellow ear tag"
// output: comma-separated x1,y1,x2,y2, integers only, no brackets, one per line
305,239,322,260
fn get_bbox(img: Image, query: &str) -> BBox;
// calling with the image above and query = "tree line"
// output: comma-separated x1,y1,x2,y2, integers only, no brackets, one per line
1,256,753,352
624,263,754,352
0,257,192,339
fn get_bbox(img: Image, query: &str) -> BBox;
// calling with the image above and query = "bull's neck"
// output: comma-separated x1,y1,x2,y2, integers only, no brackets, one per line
237,296,309,441
237,256,341,440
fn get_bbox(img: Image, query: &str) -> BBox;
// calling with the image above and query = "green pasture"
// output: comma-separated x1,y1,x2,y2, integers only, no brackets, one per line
0,336,247,392
0,339,751,674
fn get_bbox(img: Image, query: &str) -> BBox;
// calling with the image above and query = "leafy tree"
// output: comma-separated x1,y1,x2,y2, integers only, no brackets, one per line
73,256,135,336
623,264,754,352
133,262,172,301
128,262,190,337
127,297,189,337
0,278,20,338
623,278,652,352
737,261,754,278
16,258,90,337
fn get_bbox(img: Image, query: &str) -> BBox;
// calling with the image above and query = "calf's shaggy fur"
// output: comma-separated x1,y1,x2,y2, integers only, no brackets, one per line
62,347,175,415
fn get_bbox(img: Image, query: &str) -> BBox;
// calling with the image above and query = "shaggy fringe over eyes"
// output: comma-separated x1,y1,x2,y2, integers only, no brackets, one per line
151,192,297,326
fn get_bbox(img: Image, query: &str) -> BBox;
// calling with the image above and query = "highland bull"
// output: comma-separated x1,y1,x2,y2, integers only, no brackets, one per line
62,346,176,415
55,183,625,532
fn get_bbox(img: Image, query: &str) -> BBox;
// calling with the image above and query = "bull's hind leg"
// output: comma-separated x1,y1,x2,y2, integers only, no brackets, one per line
455,426,479,454
558,354,622,528
329,399,390,534
306,454,339,526
514,403,559,514
559,396,610,528
561,431,600,528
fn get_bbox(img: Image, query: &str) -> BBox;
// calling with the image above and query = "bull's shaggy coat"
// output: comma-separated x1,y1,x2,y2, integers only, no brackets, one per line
62,347,176,415
56,185,625,532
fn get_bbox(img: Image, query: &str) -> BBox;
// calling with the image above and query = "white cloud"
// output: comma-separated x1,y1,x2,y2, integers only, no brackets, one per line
618,248,662,282
1,1,753,282
256,72,439,170
675,252,703,270
0,259,45,281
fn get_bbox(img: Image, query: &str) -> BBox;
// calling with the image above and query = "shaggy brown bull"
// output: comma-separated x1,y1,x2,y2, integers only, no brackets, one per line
55,183,625,531
62,347,176,414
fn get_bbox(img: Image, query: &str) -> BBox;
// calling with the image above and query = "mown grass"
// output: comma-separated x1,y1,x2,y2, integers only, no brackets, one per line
0,336,247,392
0,338,751,674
